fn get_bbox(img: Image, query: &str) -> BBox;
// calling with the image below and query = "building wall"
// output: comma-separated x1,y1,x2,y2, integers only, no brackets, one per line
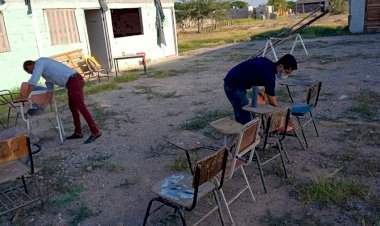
0,0,176,90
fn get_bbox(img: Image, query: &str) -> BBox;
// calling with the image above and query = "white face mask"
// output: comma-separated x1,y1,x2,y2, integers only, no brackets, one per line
276,71,287,79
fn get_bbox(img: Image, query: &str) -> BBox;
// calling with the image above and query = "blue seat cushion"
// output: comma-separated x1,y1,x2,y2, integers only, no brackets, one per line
290,104,312,116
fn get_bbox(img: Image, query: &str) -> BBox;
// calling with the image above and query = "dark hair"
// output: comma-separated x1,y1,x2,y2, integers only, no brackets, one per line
23,60,35,71
276,54,297,70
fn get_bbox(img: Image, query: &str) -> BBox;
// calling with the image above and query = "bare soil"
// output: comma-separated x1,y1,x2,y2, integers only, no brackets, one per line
3,32,380,226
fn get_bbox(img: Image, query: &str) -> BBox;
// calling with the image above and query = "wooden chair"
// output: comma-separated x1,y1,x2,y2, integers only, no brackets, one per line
0,134,44,216
255,107,291,193
143,147,230,226
219,117,261,225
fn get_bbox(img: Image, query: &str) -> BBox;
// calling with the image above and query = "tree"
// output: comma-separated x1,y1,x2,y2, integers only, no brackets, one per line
230,1,248,9
329,0,349,15
267,0,288,12
175,0,229,33
287,1,296,12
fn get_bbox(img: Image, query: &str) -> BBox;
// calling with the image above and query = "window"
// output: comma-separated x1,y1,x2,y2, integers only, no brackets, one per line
45,9,80,45
0,12,10,52
111,8,143,38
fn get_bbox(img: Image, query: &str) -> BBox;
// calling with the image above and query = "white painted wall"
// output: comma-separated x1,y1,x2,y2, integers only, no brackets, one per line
0,1,177,90
349,0,365,33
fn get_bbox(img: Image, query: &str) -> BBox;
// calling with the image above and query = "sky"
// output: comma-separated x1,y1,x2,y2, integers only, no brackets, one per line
247,0,269,7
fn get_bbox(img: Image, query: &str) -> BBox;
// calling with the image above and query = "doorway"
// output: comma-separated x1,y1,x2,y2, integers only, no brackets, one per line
84,9,111,68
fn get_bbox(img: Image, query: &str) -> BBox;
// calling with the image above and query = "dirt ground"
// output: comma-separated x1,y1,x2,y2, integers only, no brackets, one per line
4,32,380,226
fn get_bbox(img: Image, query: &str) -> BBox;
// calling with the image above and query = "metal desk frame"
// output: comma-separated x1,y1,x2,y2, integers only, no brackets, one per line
113,54,147,76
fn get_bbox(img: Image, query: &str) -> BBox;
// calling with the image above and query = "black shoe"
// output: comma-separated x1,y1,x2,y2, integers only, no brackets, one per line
84,132,102,144
66,133,83,139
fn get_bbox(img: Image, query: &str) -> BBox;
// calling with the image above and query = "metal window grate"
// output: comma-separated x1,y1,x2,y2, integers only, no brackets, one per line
45,9,80,45
0,12,10,53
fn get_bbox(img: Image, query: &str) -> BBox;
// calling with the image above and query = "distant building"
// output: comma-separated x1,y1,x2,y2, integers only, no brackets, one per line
255,5,274,19
296,0,328,14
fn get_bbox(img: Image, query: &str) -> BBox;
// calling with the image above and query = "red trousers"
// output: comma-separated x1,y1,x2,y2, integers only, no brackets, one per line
66,74,99,135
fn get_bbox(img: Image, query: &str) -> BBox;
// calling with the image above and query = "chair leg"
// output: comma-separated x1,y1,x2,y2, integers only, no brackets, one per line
213,190,228,226
309,112,319,136
21,176,28,194
34,176,44,209
296,116,308,148
143,198,156,226
254,151,267,193
278,147,289,178
177,209,187,226
278,140,291,163
240,167,255,202
293,129,307,151
56,114,65,144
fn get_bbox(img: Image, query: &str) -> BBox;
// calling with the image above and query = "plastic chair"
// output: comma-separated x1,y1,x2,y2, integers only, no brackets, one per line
290,81,322,147
0,134,44,216
143,147,230,226
85,56,110,82
255,107,291,193
15,83,65,144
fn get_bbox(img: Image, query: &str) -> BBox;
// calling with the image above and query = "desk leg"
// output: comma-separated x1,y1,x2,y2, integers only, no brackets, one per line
185,151,194,175
114,59,119,77
143,62,147,75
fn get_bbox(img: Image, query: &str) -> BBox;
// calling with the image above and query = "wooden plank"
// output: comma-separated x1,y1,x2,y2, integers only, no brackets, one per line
0,161,29,184
0,135,29,164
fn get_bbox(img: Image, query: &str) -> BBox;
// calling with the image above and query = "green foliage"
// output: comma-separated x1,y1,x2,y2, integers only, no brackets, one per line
230,1,248,9
181,110,233,130
329,0,349,15
287,1,296,11
298,178,369,207
175,0,230,32
69,203,94,225
267,0,288,11
84,81,121,95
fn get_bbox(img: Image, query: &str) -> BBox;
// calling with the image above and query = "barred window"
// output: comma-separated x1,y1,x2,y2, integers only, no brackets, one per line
45,9,80,45
111,8,143,38
0,12,10,52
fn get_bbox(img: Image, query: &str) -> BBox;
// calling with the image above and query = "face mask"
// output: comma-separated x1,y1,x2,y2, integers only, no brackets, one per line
276,72,287,79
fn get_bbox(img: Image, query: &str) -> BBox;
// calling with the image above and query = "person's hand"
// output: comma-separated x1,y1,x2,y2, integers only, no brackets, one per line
248,98,252,106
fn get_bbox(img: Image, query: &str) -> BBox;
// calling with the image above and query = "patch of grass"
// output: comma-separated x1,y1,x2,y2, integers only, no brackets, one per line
260,210,323,226
145,144,173,159
85,153,113,171
69,203,94,226
339,124,380,146
191,101,205,106
161,91,182,99
134,85,154,95
119,177,138,189
108,161,125,173
53,186,86,206
148,69,180,79
84,81,121,95
156,213,180,225
113,72,140,83
298,178,369,207
181,110,233,130
167,156,192,172
89,103,115,127
346,90,380,120
42,164,61,177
